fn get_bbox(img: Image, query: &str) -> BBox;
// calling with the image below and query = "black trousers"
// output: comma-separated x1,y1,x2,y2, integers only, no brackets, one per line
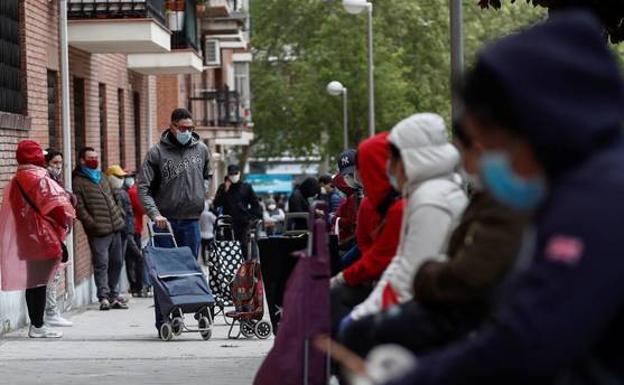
25,286,47,328
330,282,373,338
200,238,213,265
125,233,144,293
233,225,249,260
341,300,482,358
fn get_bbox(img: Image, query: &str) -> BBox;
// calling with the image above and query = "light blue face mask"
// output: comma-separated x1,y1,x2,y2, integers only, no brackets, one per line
387,170,400,192
386,161,400,192
176,130,193,145
480,151,546,211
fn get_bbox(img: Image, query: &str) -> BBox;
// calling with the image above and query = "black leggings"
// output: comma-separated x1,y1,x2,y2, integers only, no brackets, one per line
25,286,47,328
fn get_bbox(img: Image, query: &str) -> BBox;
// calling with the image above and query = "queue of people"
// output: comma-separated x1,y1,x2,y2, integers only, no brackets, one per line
3,14,624,385
324,9,624,385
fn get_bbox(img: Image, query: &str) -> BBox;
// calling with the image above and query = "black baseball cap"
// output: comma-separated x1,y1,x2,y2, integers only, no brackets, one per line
227,164,241,175
337,149,356,175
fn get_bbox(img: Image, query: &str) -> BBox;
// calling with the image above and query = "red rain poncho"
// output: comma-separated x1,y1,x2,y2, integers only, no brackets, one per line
0,141,76,290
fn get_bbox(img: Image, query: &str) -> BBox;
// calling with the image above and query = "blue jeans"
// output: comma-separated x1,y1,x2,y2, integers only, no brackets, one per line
153,219,201,330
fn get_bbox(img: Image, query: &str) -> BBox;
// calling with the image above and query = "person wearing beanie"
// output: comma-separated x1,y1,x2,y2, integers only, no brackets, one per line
0,140,75,338
213,163,262,259
363,10,624,385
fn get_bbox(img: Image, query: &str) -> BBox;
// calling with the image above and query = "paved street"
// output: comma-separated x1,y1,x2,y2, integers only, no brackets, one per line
0,297,273,385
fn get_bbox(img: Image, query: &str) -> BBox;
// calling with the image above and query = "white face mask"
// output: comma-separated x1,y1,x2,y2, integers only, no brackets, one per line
229,174,241,184
268,204,277,211
320,187,328,195
109,176,124,190
47,166,62,178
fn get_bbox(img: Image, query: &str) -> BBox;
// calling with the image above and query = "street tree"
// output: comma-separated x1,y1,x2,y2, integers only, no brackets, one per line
249,0,545,161
478,0,624,43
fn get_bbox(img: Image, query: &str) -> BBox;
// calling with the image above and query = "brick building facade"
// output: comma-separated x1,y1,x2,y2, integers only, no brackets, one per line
0,0,160,331
0,0,253,333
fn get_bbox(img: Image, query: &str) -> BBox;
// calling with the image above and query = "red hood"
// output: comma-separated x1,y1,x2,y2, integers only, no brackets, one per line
357,132,392,207
16,140,45,167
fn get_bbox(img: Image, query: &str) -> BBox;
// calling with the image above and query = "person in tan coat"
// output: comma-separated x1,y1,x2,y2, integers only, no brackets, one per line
73,147,126,311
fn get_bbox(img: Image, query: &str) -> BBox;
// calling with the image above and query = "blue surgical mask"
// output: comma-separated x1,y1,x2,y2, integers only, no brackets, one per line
387,170,400,192
176,131,193,145
386,161,401,192
480,151,546,211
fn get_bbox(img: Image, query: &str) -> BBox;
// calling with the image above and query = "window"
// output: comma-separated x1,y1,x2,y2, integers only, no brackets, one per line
0,0,23,114
99,83,108,169
73,77,86,153
234,62,250,104
133,92,142,168
47,70,59,148
118,89,126,167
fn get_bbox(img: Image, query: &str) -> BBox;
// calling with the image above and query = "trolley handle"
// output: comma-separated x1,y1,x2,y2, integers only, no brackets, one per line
215,215,234,228
147,219,178,248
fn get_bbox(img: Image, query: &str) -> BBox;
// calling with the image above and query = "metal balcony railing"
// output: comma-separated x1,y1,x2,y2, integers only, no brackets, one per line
170,0,199,51
188,88,242,127
67,0,166,26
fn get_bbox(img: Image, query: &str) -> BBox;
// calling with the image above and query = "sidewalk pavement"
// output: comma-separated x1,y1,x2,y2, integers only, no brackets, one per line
0,297,273,385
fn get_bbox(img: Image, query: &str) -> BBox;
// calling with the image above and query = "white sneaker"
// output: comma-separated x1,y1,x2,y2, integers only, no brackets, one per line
44,313,74,327
28,325,63,338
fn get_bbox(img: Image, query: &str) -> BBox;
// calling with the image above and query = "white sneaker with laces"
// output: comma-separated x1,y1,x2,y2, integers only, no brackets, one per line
44,313,73,327
28,325,63,338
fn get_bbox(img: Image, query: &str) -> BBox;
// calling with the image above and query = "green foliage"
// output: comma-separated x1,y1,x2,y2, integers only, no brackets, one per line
250,0,545,158
478,1,624,43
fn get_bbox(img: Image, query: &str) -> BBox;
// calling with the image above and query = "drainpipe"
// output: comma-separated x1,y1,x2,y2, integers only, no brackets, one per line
147,76,154,147
59,0,76,309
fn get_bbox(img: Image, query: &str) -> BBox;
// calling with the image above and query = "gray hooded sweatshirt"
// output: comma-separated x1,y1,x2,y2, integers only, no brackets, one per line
138,130,212,220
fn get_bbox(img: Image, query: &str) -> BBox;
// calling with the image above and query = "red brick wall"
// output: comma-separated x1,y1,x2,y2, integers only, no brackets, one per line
0,2,155,286
156,75,182,136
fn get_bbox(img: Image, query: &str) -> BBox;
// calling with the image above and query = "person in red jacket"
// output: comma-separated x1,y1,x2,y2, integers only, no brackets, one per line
127,178,147,296
0,140,76,338
329,132,405,337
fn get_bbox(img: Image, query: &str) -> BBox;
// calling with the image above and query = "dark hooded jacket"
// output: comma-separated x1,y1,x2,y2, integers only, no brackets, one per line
288,177,320,230
390,10,624,385
138,130,212,220
342,132,404,286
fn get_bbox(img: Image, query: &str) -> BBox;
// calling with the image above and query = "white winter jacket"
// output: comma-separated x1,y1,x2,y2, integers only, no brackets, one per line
350,113,468,320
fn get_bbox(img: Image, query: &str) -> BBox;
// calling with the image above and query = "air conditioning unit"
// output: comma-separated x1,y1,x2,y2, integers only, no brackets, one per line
204,39,221,67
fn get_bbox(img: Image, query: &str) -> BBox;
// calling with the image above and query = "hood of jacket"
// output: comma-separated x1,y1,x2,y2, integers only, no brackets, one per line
299,177,321,199
160,129,202,149
468,10,624,176
357,132,393,207
388,113,459,189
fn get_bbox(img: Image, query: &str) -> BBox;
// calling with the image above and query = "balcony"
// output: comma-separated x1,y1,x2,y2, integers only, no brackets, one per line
67,0,171,53
127,0,203,74
205,0,237,18
188,89,242,128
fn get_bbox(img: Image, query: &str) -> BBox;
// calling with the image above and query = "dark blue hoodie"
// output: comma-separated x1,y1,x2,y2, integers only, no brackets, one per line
388,10,624,385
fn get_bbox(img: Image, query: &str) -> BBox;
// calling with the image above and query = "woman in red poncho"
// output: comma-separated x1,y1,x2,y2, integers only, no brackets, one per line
0,140,76,338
